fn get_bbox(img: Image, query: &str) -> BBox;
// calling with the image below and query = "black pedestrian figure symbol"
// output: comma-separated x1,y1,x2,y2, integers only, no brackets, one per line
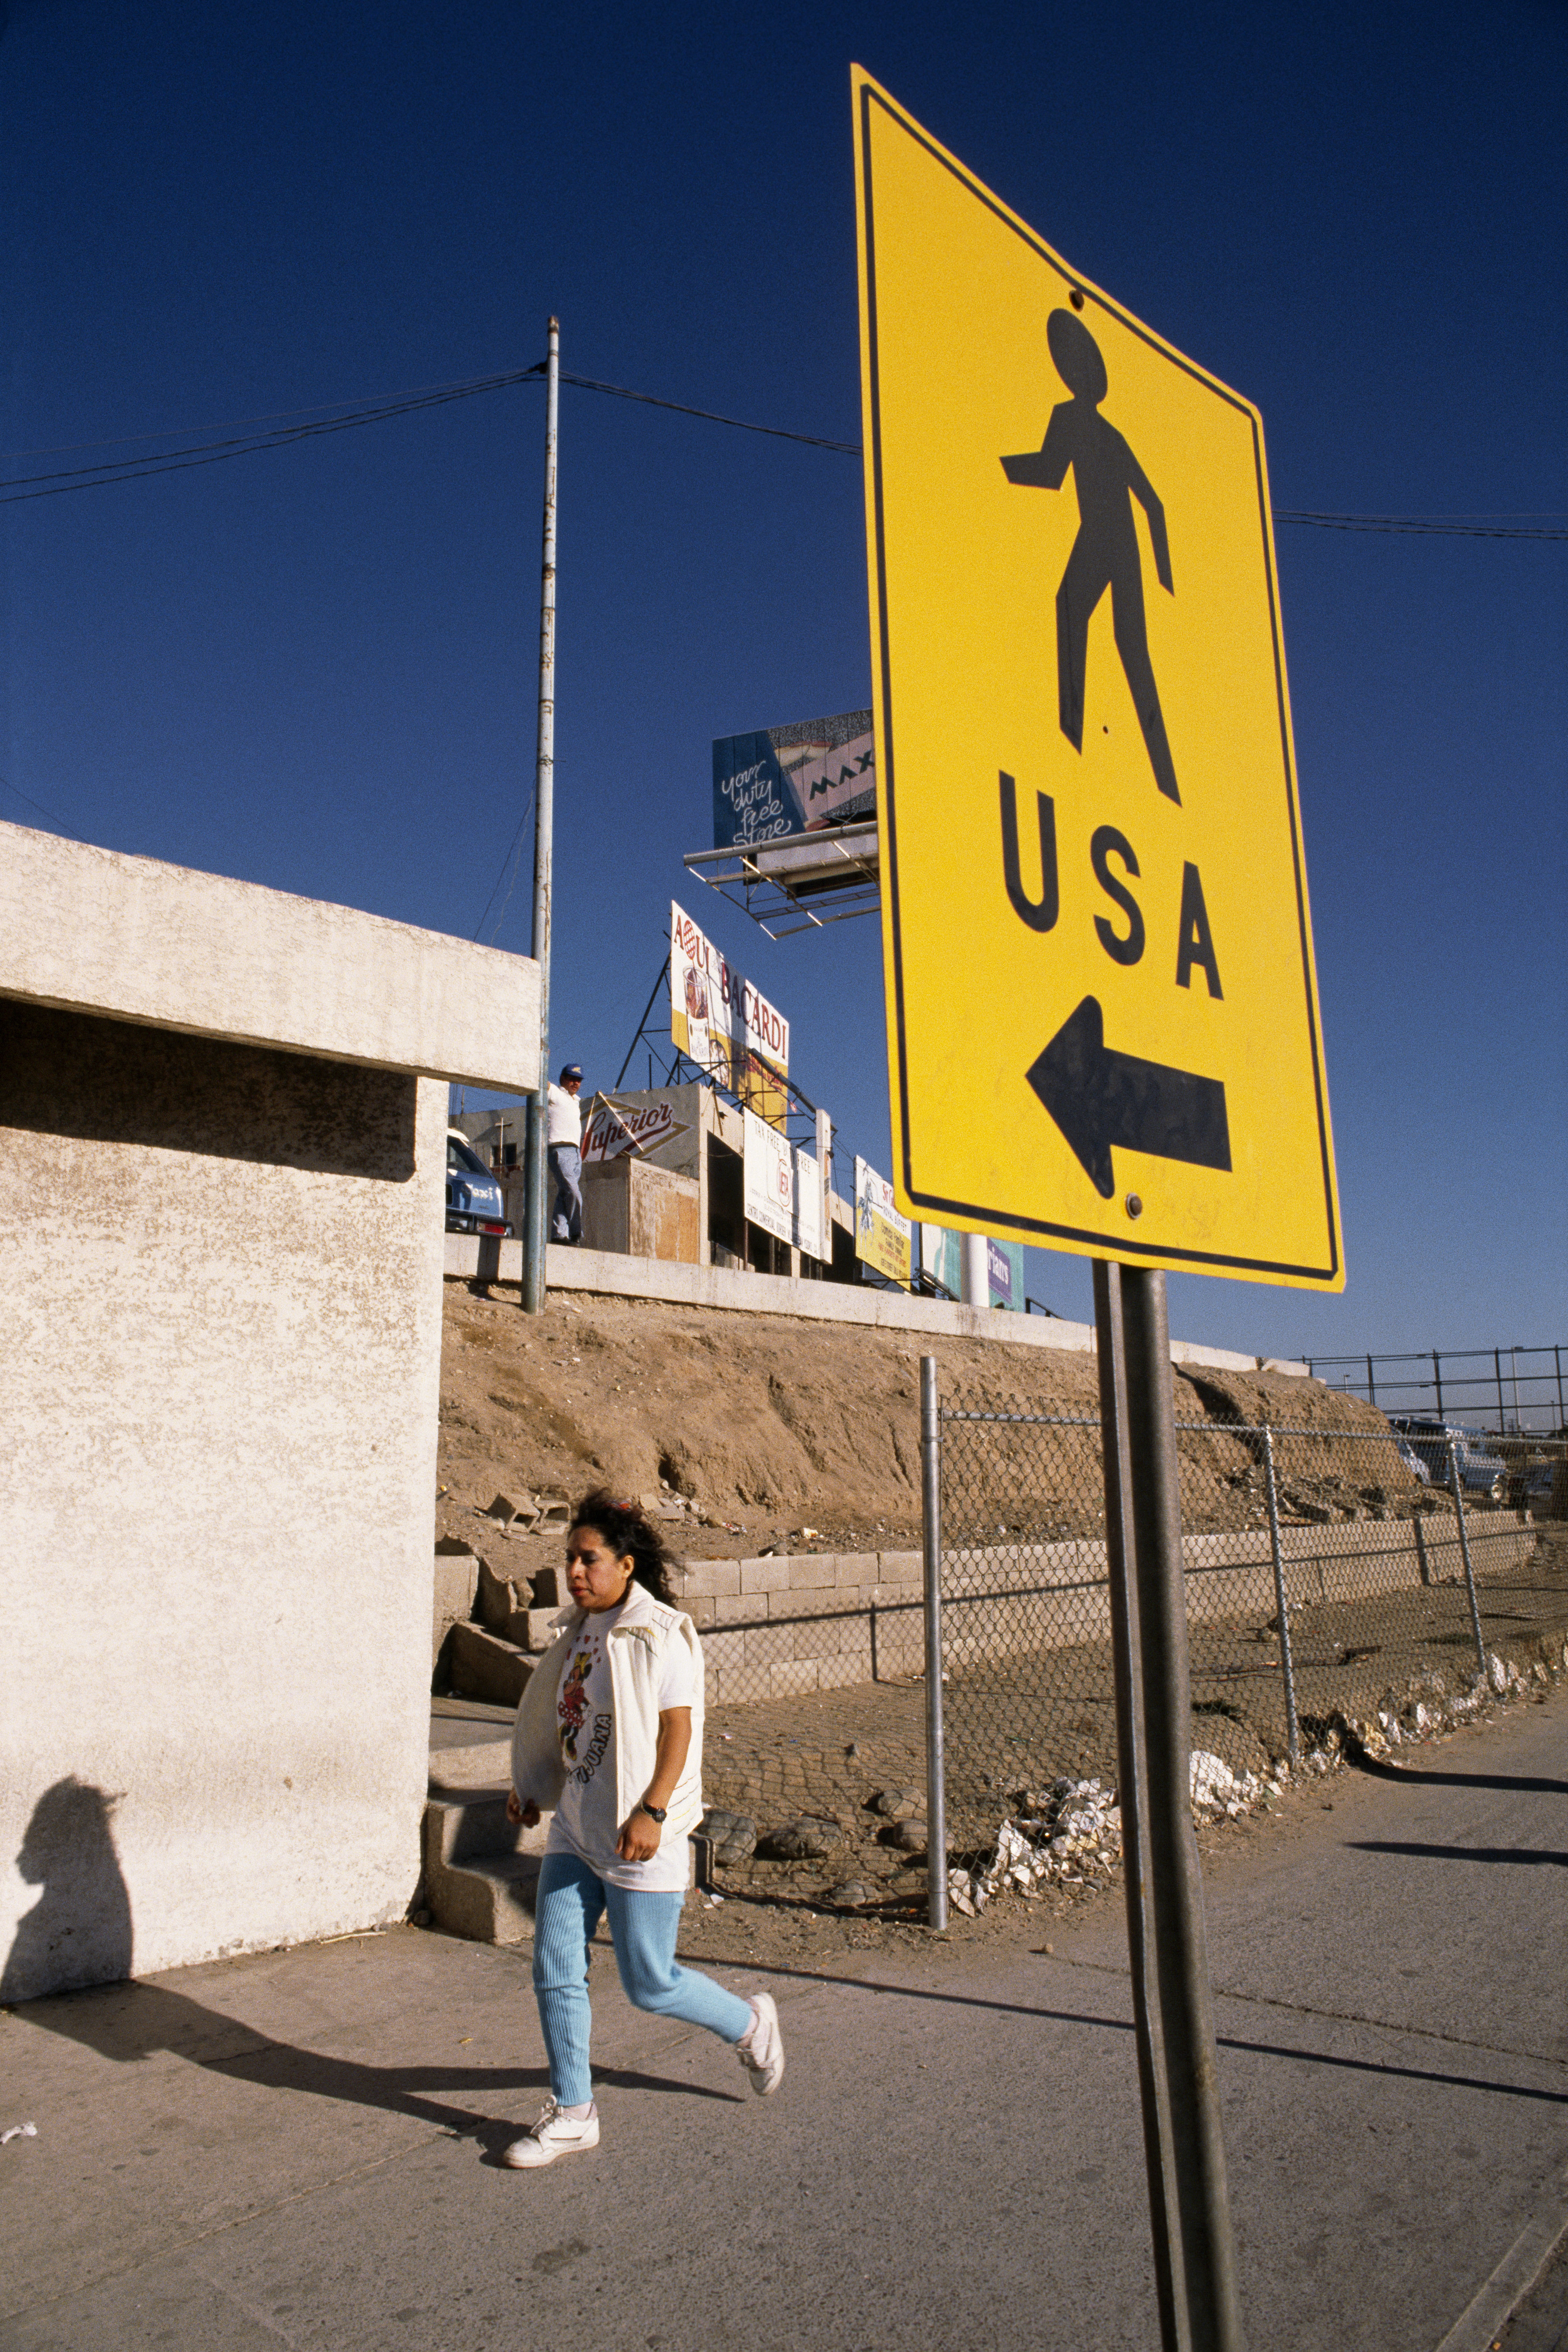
1002,309,1181,805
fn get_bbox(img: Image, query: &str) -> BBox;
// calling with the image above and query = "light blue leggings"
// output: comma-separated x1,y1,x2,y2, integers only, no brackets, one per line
532,1848,754,2108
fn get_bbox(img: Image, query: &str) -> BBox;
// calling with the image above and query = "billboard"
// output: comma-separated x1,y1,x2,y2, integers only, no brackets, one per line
713,710,875,851
582,1096,690,1165
987,1237,1025,1312
742,1108,795,1247
855,1155,912,1286
794,1146,824,1263
921,1222,961,1299
670,900,790,1123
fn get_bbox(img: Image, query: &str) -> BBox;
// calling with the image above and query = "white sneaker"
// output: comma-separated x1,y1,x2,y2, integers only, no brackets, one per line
736,1993,785,2096
501,2097,599,2168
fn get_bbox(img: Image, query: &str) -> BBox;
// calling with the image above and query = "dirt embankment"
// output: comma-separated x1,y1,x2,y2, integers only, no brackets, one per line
435,1283,1387,1557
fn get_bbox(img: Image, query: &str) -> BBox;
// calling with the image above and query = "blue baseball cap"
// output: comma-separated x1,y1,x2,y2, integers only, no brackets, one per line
559,1063,584,1082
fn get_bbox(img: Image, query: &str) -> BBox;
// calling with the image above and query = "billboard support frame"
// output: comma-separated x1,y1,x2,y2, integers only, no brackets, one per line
682,824,880,940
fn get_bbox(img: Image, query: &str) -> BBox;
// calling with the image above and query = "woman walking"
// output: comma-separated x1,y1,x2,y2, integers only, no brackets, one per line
503,1489,783,2167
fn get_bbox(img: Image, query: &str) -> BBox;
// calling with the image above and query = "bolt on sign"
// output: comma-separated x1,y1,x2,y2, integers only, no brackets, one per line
852,70,1342,1289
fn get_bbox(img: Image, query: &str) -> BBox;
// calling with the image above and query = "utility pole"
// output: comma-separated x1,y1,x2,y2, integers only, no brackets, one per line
522,318,559,1313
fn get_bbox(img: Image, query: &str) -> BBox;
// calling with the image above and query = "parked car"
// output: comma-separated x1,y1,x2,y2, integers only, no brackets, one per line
1497,1444,1563,1513
1392,1433,1430,1486
1388,1417,1508,1503
446,1131,512,1236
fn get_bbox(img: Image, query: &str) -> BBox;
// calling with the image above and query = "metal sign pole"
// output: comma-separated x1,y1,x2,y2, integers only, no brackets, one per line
1119,1265,1245,2352
919,1356,948,1932
1094,1259,1187,2351
521,317,559,1315
1261,1426,1301,1769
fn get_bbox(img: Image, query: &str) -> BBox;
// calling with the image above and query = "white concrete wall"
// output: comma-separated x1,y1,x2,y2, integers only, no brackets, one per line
0,823,539,1998
0,1001,452,1996
444,1235,1307,1376
0,818,540,1093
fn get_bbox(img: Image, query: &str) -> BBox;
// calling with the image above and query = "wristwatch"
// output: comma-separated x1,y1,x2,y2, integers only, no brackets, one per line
637,1801,667,1822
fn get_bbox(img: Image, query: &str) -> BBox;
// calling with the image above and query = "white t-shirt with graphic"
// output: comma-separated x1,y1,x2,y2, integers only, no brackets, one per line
544,1601,697,1893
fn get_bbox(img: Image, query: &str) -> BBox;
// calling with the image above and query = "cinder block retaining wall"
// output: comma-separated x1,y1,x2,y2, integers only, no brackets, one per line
670,1552,925,1701
674,1515,1538,1702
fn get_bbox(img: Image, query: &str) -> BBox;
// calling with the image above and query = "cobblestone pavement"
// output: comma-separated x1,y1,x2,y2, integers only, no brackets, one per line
701,1678,932,1910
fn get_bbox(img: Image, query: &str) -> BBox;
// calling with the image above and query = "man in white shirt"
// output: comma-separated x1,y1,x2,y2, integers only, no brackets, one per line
547,1063,584,1244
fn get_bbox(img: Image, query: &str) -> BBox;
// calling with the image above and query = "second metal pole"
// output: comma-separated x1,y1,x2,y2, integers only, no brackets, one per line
1094,1259,1186,2351
1120,1266,1246,2352
1449,1437,1487,1672
1261,1427,1300,1769
919,1356,948,1931
522,316,559,1315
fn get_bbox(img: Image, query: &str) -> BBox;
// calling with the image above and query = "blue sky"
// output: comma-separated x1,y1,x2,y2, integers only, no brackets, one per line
3,0,1563,1363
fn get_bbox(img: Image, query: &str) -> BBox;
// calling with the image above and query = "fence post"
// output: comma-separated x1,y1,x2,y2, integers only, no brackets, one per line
919,1357,948,1932
1413,1512,1433,1587
1448,1438,1487,1672
1433,1350,1445,1418
1260,1428,1300,1769
1094,1261,1186,2352
1119,1268,1245,2352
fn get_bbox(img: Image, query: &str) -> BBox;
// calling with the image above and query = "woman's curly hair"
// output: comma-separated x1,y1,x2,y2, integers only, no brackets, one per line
570,1488,678,1607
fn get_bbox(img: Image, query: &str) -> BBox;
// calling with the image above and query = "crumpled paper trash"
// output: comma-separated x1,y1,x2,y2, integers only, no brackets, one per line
2,2123,38,2146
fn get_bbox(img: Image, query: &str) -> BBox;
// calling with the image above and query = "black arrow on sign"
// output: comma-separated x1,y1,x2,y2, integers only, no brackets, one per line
1026,996,1231,1200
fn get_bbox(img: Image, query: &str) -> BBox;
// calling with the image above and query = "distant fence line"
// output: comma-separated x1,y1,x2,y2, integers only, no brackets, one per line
1303,1344,1565,1435
925,1397,1568,1853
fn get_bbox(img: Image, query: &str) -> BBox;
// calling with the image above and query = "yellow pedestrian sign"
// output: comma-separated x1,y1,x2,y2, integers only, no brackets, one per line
853,70,1343,1289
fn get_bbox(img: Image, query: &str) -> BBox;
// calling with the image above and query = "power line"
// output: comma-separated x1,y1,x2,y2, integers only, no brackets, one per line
556,370,862,455
0,368,545,503
472,792,535,944
1273,510,1567,541
0,370,546,462
0,774,87,841
4,358,1563,538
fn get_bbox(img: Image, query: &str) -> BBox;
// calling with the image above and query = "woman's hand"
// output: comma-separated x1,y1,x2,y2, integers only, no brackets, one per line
506,1791,541,1829
614,1709,690,1863
616,1806,663,1863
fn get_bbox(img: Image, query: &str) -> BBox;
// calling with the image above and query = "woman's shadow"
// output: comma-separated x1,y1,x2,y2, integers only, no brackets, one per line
4,1778,737,2163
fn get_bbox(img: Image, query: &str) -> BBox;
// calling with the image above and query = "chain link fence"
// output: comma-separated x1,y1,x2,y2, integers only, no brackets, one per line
673,1545,926,1709
1303,1343,1567,1435
933,1382,1568,1855
674,1413,1568,1733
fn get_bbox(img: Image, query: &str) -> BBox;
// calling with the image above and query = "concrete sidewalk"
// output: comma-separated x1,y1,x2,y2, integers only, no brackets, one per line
3,1693,1564,2351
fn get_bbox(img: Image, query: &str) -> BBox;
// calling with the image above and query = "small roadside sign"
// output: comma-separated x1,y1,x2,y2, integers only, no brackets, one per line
852,69,1342,1289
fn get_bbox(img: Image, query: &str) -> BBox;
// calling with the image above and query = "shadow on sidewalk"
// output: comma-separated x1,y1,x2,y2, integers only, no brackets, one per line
686,1951,1568,2109
4,1779,740,2163
1345,1739,1568,1798
1347,1841,1567,1868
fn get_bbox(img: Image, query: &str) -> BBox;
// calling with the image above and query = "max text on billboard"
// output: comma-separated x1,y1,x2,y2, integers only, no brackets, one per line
713,711,875,851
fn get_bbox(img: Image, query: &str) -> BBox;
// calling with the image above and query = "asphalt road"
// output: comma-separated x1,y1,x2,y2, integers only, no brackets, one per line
2,1688,1564,2351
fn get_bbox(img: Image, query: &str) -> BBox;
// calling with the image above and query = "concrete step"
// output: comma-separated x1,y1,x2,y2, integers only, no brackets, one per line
428,1846,543,1945
428,1737,512,1793
420,1785,703,1944
422,1790,551,1946
449,1621,533,1706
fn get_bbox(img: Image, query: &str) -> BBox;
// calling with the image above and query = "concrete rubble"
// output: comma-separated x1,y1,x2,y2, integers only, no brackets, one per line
944,1632,1568,1919
693,1808,757,1869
